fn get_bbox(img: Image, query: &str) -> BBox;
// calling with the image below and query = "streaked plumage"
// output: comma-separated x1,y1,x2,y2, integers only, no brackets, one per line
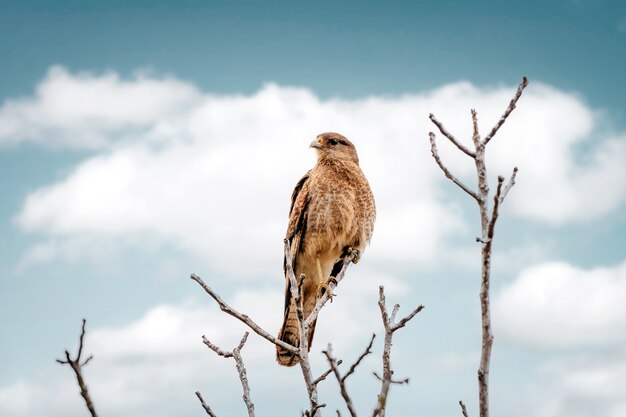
276,132,376,367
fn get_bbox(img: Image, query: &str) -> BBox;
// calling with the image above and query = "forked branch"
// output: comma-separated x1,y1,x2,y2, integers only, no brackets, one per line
322,334,377,417
198,332,255,417
56,319,98,417
372,286,424,417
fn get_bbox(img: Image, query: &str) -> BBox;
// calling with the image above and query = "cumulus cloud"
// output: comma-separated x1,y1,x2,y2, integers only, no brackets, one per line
4,67,625,274
0,66,202,149
493,260,626,349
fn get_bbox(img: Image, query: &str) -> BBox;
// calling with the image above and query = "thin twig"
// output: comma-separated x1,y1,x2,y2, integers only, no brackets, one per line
483,76,529,145
56,319,98,417
429,132,480,202
195,391,218,417
191,273,298,355
313,360,344,386
343,334,376,382
429,113,476,158
460,400,470,417
499,167,518,204
372,372,410,385
323,345,358,417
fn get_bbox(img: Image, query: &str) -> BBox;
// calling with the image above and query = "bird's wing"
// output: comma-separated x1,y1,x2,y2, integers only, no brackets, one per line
283,171,312,311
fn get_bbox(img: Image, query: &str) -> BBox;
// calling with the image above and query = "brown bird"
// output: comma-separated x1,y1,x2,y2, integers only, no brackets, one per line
276,132,376,367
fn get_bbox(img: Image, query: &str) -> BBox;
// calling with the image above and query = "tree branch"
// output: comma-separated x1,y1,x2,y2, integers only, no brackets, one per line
483,76,529,145
499,167,518,204
200,332,255,417
190,273,298,355
313,360,343,387
372,286,424,417
195,391,218,417
56,319,98,417
459,400,470,417
323,345,359,417
429,113,476,158
343,334,376,382
429,132,480,202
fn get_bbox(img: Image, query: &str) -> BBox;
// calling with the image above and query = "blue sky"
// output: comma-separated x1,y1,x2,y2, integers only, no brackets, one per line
1,1,625,417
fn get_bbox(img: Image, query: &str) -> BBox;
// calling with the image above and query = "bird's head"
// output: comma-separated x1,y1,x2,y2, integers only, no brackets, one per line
310,132,359,164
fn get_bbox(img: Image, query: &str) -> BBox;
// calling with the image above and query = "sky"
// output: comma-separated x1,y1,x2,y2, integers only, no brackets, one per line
0,1,625,416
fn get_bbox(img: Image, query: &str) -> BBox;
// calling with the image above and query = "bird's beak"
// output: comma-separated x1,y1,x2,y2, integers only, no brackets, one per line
309,140,323,149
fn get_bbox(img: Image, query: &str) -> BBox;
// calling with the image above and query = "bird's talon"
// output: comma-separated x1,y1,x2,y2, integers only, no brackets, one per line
348,247,362,264
317,276,337,301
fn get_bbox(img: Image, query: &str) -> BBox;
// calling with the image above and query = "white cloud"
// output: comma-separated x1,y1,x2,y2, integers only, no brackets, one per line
4,67,625,274
493,260,626,349
0,66,202,149
532,354,626,417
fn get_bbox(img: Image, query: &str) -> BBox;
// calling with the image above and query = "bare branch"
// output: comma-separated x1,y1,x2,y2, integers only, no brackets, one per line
202,335,234,358
429,132,480,202
391,304,425,332
303,404,327,417
313,360,343,386
232,333,255,417
471,109,481,147
80,355,94,367
195,391,218,417
343,333,376,382
323,345,358,417
372,286,423,417
483,76,529,145
200,332,255,417
191,273,298,355
77,318,87,362
460,400,470,417
56,319,98,417
487,177,505,242
372,372,410,385
429,113,476,158
499,167,518,204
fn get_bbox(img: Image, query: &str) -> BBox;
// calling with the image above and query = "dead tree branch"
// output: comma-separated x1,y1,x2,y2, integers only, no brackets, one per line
429,132,480,202
460,400,470,417
322,345,359,417
190,273,298,355
483,76,529,145
195,391,218,417
321,334,376,417
56,319,98,417
429,113,476,157
372,286,424,417
427,76,528,417
198,332,255,417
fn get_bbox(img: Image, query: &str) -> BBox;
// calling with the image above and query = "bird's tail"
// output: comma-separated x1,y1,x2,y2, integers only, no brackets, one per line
276,300,318,367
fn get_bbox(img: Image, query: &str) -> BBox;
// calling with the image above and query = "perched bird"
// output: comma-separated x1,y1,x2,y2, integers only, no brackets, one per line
276,132,376,367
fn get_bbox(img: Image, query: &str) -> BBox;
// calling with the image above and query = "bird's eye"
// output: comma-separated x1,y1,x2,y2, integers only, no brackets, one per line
328,138,339,146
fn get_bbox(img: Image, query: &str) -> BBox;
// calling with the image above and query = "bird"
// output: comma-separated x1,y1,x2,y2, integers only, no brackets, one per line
276,132,376,367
